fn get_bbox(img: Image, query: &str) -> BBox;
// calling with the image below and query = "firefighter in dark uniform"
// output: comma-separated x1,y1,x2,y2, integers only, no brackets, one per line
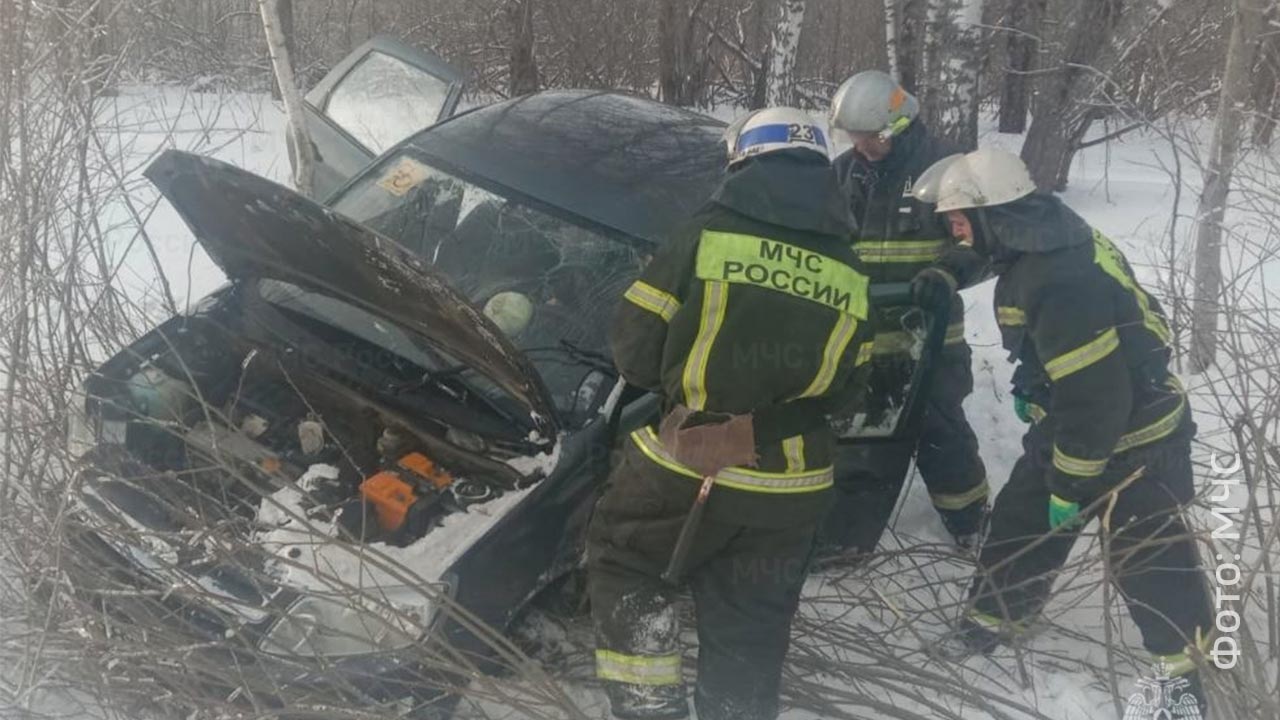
587,108,874,720
913,148,1213,715
821,70,989,557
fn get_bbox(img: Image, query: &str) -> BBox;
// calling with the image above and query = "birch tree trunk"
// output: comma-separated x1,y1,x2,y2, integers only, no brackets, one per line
507,0,539,96
897,0,928,92
765,0,807,106
884,0,899,79
1190,0,1265,372
259,0,316,196
925,0,985,148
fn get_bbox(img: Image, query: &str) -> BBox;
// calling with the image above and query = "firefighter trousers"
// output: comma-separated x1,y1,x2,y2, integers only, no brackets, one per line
968,426,1212,659
587,440,816,720
820,344,988,553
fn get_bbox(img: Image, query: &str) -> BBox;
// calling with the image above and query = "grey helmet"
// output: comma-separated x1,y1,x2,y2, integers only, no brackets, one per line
829,70,919,138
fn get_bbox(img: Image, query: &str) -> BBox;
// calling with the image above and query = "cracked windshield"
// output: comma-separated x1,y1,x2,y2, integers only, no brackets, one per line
332,153,645,417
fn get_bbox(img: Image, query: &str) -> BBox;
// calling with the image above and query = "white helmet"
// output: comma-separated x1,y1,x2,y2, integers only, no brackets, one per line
724,107,830,167
912,148,1036,212
829,70,919,138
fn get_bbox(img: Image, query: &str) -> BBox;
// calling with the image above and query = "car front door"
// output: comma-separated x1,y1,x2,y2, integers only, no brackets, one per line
289,36,465,201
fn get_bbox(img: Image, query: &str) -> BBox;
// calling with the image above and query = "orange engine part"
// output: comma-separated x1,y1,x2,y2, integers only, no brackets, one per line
359,471,418,531
397,452,454,489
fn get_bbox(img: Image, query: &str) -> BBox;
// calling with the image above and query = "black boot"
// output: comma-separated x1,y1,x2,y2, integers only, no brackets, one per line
604,683,689,720
934,617,1001,661
939,501,989,551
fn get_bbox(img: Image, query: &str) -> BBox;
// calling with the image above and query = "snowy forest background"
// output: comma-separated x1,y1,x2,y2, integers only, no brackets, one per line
3,0,1280,719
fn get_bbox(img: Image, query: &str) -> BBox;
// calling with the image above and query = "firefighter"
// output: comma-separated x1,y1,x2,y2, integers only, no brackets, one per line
587,107,874,720
820,70,989,558
913,148,1213,714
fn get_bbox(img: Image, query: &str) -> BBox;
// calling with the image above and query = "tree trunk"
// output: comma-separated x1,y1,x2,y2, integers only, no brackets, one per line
1251,3,1279,146
884,0,899,78
998,0,1044,134
658,0,688,104
765,0,806,106
270,0,295,101
924,0,985,148
897,0,928,93
507,0,539,96
259,0,316,196
1190,0,1264,372
1019,0,1123,190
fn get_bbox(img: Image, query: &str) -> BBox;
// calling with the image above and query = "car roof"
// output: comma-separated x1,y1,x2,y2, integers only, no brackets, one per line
403,90,727,246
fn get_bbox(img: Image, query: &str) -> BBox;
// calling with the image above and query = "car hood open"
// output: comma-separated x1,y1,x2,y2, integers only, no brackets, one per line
145,150,557,440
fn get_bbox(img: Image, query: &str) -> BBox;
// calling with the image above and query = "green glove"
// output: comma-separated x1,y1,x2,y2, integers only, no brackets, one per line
1048,494,1084,530
1013,395,1033,423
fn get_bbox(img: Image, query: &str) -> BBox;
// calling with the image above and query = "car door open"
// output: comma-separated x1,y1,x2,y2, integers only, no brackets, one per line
289,36,464,201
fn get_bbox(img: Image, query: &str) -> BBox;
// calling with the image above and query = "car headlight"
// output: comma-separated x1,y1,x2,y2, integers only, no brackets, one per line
259,584,448,658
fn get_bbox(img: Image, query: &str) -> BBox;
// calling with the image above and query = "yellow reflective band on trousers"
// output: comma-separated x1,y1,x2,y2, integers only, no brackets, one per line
681,280,729,410
854,239,948,264
1044,327,1120,380
997,306,1026,326
623,280,680,322
782,435,806,472
1053,445,1109,478
967,609,1029,634
798,314,859,397
695,231,869,319
1114,380,1187,453
596,649,682,686
1092,230,1173,346
930,479,990,511
631,428,834,494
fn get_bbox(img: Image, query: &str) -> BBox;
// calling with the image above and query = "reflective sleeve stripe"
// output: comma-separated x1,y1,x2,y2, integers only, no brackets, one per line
782,435,806,473
1115,380,1187,453
623,281,680,322
855,341,874,366
631,428,834,493
853,239,948,264
797,314,859,398
1052,446,1109,478
1027,402,1047,423
1043,327,1120,381
680,281,729,410
944,321,966,345
996,306,1026,326
596,649,682,686
930,479,990,511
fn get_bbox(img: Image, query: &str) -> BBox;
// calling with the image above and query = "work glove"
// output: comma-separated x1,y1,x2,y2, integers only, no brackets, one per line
658,405,758,478
1048,494,1084,530
910,267,957,314
1013,394,1033,424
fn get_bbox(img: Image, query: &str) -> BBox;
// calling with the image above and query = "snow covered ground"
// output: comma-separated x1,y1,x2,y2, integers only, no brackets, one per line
5,85,1277,719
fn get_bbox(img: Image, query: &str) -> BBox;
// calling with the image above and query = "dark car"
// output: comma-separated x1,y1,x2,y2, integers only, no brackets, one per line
65,38,940,716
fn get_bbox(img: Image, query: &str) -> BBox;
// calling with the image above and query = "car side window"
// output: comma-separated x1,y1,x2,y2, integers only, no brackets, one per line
325,51,451,155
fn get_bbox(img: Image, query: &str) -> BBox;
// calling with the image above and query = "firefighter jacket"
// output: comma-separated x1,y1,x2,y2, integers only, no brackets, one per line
983,194,1191,501
833,120,977,352
610,152,874,526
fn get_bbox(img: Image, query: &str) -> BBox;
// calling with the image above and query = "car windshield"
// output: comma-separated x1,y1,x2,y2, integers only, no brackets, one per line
331,152,647,416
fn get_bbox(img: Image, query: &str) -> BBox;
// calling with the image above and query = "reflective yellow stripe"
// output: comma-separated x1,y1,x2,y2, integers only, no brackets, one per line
854,239,948,264
696,231,869,319
1153,630,1211,677
782,435,805,472
967,609,1029,634
1115,380,1187,453
680,281,728,410
930,479,990,511
1044,327,1120,380
855,340,874,366
871,329,917,355
798,314,858,397
1027,401,1047,423
944,321,966,345
997,306,1026,326
1092,231,1173,346
623,281,680,322
1053,446,1109,478
596,649,682,686
631,428,833,493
